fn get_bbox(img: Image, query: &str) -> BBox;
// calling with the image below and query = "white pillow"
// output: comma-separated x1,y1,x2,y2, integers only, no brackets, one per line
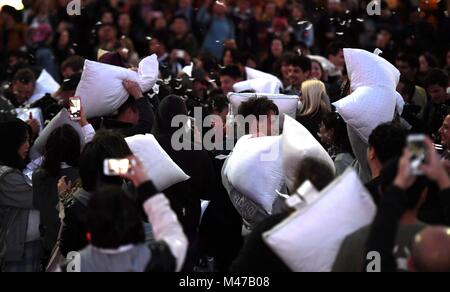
282,116,335,192
344,48,400,90
227,93,299,119
334,86,397,143
245,67,281,83
29,109,84,160
75,54,159,118
28,69,60,104
332,49,400,143
125,134,190,191
263,168,377,272
233,78,281,94
224,135,284,214
16,108,44,132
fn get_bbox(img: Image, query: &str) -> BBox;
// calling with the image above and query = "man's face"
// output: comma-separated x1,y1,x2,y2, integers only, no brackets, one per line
439,116,450,148
62,67,76,79
220,75,236,95
172,18,188,35
427,84,447,104
396,60,415,80
149,39,161,55
288,65,310,89
329,49,345,68
12,81,35,105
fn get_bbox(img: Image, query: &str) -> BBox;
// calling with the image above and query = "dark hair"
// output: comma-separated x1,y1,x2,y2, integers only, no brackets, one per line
41,125,81,177
13,68,36,84
421,52,439,70
286,54,312,72
424,69,449,90
368,122,408,164
322,112,353,154
60,73,82,92
326,41,346,57
293,157,335,192
79,130,132,192
118,97,138,116
238,97,279,118
171,14,189,24
220,65,242,79
396,53,419,71
61,55,85,73
207,94,229,114
87,186,145,249
0,119,32,170
398,76,416,98
222,48,241,66
1,5,22,22
380,158,428,210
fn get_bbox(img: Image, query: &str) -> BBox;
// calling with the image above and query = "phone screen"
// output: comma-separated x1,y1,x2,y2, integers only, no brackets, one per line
104,159,133,176
408,135,427,175
69,97,81,120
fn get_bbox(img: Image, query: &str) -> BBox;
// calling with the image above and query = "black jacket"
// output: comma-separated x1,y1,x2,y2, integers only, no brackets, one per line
32,167,79,257
152,95,218,240
230,213,291,273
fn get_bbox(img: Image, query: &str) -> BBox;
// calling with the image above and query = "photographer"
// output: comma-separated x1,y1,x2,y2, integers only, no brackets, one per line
422,69,450,138
364,137,450,272
69,157,187,272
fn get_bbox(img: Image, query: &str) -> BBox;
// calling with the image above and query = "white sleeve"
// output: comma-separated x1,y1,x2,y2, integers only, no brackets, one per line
82,124,95,143
143,194,188,272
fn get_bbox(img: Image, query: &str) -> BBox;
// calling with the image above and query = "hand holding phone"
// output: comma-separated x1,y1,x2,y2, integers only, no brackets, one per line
104,158,136,176
69,97,81,121
104,156,149,187
407,134,427,176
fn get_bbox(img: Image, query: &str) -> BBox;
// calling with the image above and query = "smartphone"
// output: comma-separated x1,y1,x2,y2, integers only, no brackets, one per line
103,159,135,176
407,134,427,176
69,97,81,121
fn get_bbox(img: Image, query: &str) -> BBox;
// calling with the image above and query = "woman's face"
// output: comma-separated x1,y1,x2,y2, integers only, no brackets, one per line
223,51,234,66
18,134,30,161
311,61,323,80
271,39,283,57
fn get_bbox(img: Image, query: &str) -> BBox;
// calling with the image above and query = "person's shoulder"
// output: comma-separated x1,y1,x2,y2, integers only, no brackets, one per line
0,166,22,180
32,167,49,180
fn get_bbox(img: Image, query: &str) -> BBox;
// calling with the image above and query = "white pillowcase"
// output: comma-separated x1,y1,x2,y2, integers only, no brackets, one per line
282,116,335,192
224,135,284,214
245,67,281,83
233,79,281,94
125,134,190,191
28,69,60,104
75,54,159,118
29,109,84,160
334,86,398,143
228,93,299,119
263,168,377,272
344,48,400,91
332,48,401,143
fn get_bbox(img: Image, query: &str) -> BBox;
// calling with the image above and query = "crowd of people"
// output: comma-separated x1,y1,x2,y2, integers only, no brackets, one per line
0,0,450,272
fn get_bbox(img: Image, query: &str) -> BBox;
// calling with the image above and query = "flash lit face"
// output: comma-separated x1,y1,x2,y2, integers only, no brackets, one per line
12,81,35,105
